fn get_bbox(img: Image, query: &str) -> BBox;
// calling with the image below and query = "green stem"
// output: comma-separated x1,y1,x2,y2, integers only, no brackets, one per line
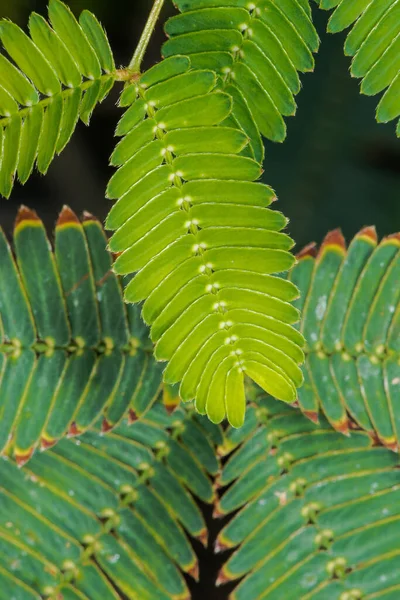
128,0,166,72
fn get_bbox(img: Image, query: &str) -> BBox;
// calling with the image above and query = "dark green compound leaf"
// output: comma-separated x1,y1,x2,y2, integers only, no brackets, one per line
317,0,400,136
210,394,400,600
289,227,400,450
107,55,304,428
0,207,162,465
2,387,400,598
0,403,219,599
0,0,117,198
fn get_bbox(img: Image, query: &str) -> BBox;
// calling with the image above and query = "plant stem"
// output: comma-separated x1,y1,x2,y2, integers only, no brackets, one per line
128,0,166,72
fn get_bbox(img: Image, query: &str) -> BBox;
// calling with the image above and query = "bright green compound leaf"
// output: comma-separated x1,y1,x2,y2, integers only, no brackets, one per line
163,0,319,148
107,52,306,427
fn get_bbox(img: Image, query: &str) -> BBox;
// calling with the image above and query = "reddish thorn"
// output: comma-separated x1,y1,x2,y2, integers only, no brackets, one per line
197,529,208,547
296,242,317,259
334,417,350,437
382,438,398,453
14,206,40,228
68,422,82,437
304,410,319,424
164,402,179,415
15,448,34,467
214,538,231,553
216,568,234,587
385,232,400,242
128,409,138,423
212,503,225,519
320,228,346,253
56,206,79,226
40,436,57,450
102,418,113,433
358,225,377,242
82,210,98,222
188,562,199,581
213,474,222,490
368,430,381,447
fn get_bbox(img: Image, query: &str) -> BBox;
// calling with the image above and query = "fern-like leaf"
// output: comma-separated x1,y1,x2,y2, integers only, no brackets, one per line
0,403,212,599
291,227,400,448
0,0,116,198
216,393,400,597
163,0,319,154
0,207,162,464
107,56,305,428
318,0,400,136
1,392,400,598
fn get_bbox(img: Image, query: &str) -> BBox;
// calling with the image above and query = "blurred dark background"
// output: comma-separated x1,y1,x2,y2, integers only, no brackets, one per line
0,3,399,596
0,0,399,250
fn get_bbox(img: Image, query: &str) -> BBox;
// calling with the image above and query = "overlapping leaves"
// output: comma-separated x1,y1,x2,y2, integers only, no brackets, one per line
215,394,400,599
318,0,400,136
1,390,400,599
292,228,400,450
2,216,399,463
0,208,162,465
0,403,213,600
0,0,116,198
165,0,319,155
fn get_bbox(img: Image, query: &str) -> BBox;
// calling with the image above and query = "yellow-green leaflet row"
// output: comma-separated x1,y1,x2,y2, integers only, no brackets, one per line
107,53,306,428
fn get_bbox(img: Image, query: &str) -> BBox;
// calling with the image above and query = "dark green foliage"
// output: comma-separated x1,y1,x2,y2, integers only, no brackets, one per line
291,227,400,449
0,207,162,465
1,390,400,598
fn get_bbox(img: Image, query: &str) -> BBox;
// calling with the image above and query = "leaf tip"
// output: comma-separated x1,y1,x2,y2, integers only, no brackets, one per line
82,210,99,222
14,205,40,229
382,437,398,453
296,241,317,259
357,225,377,242
320,228,346,254
188,562,199,582
40,435,57,451
303,410,319,424
384,232,400,244
196,528,208,548
101,418,113,433
214,537,231,554
128,408,139,423
216,567,234,587
333,416,350,436
68,422,83,437
15,447,34,467
57,205,79,227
